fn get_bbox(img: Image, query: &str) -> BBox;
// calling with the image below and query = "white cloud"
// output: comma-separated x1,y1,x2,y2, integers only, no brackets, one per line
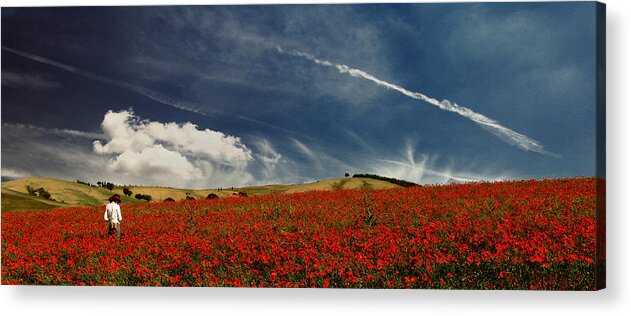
1,114,295,188
254,138,283,178
292,139,317,161
107,144,202,183
289,138,354,180
92,109,254,188
93,110,154,154
369,143,511,184
277,46,552,156
143,121,252,163
1,168,30,179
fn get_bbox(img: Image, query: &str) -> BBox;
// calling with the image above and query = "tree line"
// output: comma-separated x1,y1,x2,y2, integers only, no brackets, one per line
351,174,419,187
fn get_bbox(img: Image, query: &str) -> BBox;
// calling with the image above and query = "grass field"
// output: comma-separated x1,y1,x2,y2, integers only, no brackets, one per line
238,177,399,195
1,190,68,211
1,177,401,211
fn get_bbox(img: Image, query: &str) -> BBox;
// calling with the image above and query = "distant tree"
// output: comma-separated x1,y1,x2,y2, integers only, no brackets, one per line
39,190,51,200
206,193,219,199
106,183,114,191
163,197,175,202
76,180,92,186
26,185,53,200
123,187,132,197
345,173,350,178
135,193,152,202
97,181,102,186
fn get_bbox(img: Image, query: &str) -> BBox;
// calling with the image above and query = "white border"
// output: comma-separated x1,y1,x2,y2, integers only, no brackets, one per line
1,1,630,315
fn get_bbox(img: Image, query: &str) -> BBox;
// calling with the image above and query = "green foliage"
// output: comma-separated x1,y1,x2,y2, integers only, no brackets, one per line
134,193,152,202
123,187,133,197
75,180,96,187
26,185,53,200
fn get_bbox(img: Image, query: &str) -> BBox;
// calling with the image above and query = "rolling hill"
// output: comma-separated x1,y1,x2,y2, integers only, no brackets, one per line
1,176,403,211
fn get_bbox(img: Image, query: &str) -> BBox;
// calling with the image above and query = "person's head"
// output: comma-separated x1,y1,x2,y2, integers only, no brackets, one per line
109,194,121,204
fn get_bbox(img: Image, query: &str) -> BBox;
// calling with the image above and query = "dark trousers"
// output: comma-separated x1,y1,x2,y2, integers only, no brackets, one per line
108,222,120,238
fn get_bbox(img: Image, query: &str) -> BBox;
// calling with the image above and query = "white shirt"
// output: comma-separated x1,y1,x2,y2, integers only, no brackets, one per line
104,202,122,223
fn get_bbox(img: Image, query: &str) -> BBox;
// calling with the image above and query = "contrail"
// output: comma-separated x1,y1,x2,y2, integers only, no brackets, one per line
1,46,310,140
2,122,107,140
276,46,555,156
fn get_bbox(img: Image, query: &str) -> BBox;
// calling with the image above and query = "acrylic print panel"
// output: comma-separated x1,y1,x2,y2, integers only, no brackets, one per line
1,2,605,290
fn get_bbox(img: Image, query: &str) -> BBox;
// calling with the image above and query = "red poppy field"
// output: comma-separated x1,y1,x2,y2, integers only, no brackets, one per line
1,177,603,289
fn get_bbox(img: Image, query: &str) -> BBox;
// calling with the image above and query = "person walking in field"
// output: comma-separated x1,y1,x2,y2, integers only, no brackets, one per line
104,194,122,239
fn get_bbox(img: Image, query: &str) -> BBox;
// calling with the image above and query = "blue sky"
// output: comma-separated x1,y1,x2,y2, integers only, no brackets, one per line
1,3,599,188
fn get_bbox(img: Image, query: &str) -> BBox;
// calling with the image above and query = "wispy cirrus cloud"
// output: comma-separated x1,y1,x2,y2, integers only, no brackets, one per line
2,122,105,140
1,122,110,182
1,71,62,90
1,45,310,140
369,142,511,184
275,46,555,156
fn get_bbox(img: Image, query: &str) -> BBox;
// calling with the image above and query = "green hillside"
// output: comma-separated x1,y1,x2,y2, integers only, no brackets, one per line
1,189,69,211
2,178,137,207
1,176,403,212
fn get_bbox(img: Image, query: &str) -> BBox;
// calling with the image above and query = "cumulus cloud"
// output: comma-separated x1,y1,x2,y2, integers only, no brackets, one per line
253,138,283,177
143,121,252,163
92,110,254,188
107,144,202,180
